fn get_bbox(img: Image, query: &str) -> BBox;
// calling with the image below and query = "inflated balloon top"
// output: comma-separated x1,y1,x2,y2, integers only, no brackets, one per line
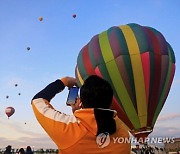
75,23,176,139
5,107,15,118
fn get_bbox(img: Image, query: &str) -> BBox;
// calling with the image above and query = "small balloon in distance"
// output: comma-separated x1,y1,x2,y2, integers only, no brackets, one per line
39,17,43,21
27,47,30,51
15,84,18,87
5,107,15,118
72,14,76,18
18,93,21,96
6,96,9,99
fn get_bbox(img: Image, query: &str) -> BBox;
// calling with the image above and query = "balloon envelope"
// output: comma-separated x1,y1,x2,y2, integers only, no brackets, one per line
39,17,43,21
72,14,76,18
27,47,30,51
75,23,176,138
5,107,15,118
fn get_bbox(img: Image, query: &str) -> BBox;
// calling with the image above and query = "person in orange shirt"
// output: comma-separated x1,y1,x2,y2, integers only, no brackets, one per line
31,75,130,154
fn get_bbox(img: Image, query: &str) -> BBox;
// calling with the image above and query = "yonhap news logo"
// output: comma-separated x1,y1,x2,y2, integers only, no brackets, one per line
96,132,110,148
96,133,175,148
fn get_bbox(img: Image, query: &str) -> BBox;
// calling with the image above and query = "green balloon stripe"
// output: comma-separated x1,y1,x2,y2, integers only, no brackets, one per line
97,64,116,94
77,49,89,80
75,66,82,87
95,64,132,127
107,26,137,110
167,43,176,63
109,26,129,55
112,27,137,107
88,45,96,69
95,47,135,126
99,31,140,129
128,23,149,54
87,35,121,104
152,48,172,126
121,57,137,108
115,55,138,111
88,35,116,90
97,64,124,109
157,56,169,104
88,38,98,69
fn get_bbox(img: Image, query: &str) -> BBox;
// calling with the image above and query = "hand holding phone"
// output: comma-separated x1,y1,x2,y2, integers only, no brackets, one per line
66,87,79,106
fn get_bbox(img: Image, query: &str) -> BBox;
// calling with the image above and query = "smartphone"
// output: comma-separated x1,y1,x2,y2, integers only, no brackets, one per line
66,87,79,106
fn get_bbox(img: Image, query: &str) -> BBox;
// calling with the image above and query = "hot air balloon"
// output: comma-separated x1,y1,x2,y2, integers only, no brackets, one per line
39,17,43,21
5,107,15,118
6,95,9,99
75,23,176,140
15,83,18,87
27,47,30,51
72,14,76,18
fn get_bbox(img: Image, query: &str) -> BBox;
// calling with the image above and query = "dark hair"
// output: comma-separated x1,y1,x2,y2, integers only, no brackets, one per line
26,146,33,154
19,148,25,154
80,75,113,109
4,145,12,154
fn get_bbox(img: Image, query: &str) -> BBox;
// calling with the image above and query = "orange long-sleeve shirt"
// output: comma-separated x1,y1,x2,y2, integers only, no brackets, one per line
32,80,130,154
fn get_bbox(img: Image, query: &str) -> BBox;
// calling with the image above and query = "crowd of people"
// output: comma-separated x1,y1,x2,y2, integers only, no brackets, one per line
131,144,166,154
3,145,33,154
1,145,59,154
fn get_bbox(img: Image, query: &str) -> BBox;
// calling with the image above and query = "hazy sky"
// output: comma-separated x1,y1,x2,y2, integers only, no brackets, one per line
0,0,180,150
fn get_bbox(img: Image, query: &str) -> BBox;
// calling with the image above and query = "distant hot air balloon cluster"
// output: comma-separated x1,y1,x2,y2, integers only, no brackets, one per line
25,15,77,52
4,83,22,118
75,23,176,140
1,13,79,122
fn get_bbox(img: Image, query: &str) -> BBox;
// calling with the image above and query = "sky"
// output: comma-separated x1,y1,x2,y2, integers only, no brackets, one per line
0,0,180,150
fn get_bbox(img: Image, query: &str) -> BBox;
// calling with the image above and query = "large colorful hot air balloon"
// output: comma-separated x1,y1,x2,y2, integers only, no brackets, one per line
5,107,15,118
75,23,176,139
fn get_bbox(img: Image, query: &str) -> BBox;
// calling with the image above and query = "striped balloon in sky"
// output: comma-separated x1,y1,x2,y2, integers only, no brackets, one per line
75,23,176,139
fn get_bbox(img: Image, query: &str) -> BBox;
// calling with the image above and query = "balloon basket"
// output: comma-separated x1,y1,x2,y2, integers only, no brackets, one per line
131,128,152,144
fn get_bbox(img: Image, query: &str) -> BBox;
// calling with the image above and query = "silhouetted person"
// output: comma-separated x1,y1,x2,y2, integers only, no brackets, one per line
4,145,12,154
135,144,143,154
26,146,33,154
18,148,25,154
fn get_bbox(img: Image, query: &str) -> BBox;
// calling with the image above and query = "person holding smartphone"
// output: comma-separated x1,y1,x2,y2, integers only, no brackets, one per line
31,75,130,154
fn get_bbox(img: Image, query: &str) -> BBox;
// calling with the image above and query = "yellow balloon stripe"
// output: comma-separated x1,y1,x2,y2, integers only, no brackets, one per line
99,31,140,129
76,67,84,85
120,25,147,128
